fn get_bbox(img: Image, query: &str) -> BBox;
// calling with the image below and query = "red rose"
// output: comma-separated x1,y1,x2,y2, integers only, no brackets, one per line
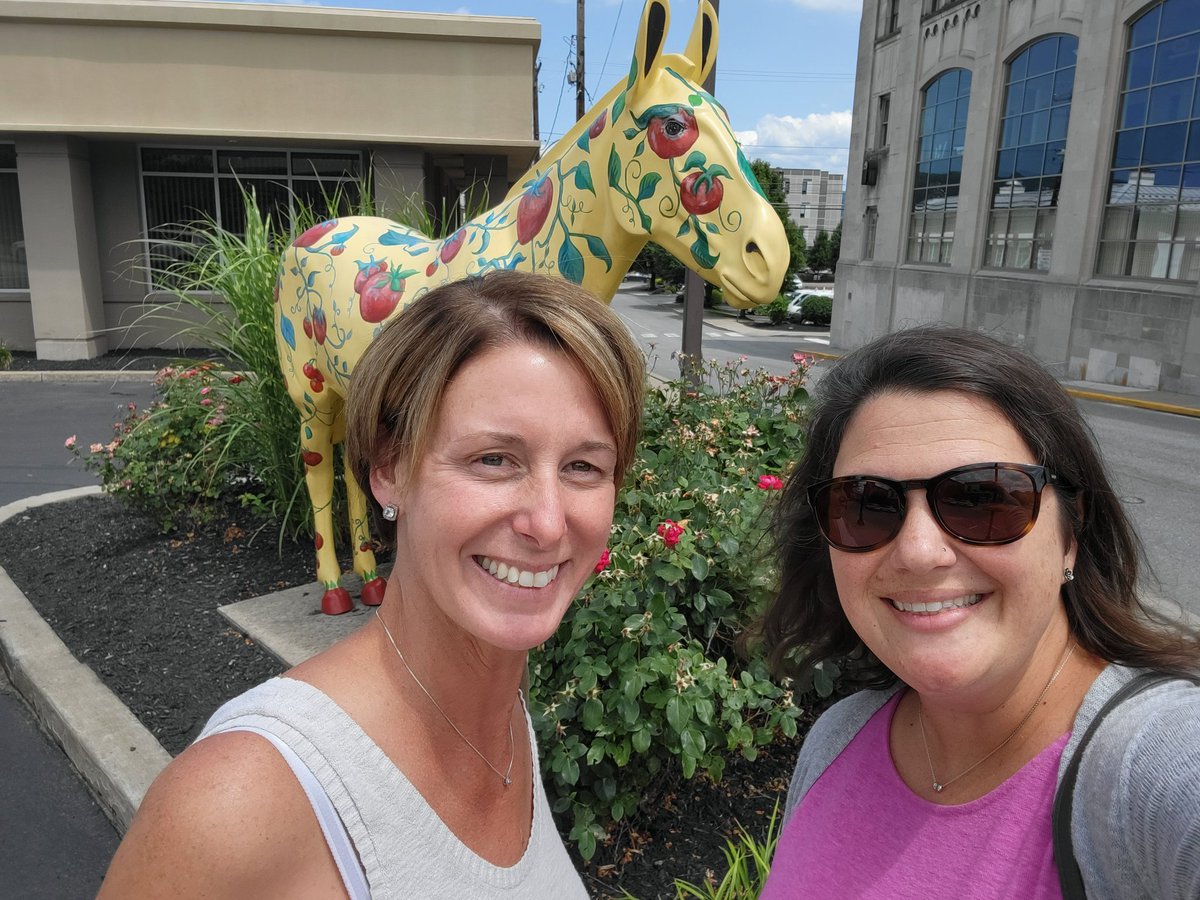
657,519,685,547
594,548,611,574
758,474,783,491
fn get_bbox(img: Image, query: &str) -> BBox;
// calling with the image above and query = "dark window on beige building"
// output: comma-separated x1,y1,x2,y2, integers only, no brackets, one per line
1098,0,1200,280
986,34,1078,271
909,69,972,263
0,143,28,290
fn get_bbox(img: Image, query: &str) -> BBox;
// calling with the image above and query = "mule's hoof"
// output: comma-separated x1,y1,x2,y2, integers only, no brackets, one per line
360,577,386,607
321,587,354,615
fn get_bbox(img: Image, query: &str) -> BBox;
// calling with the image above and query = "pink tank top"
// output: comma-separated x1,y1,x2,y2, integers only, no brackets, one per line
762,693,1069,900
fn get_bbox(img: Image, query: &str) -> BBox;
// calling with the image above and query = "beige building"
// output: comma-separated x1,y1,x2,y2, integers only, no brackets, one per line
0,0,541,359
781,167,844,245
839,0,1200,397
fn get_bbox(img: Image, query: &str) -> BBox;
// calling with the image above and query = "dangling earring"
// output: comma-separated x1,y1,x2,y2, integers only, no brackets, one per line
382,504,398,521
1063,568,1074,583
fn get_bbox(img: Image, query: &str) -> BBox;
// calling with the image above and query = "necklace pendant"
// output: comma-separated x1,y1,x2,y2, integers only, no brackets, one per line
503,776,512,786
932,782,944,793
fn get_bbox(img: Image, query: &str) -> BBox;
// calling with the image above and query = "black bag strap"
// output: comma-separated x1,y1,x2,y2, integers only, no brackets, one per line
1052,671,1198,898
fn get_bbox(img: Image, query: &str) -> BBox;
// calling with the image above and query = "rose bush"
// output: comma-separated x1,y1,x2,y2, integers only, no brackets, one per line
529,354,831,860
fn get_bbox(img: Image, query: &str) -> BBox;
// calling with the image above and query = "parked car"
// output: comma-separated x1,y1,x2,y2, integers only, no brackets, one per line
813,268,835,283
787,291,833,326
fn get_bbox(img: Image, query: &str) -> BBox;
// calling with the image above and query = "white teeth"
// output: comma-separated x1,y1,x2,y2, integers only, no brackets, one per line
477,557,559,589
890,594,983,614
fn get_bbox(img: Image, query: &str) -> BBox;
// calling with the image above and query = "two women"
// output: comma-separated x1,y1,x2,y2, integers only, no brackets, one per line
759,327,1200,899
100,271,645,897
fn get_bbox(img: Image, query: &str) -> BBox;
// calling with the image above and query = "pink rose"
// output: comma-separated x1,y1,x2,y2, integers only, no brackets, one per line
64,435,77,449
758,474,783,491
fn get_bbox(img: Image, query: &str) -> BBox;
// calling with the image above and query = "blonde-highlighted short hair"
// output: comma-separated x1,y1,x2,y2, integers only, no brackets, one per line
344,270,646,542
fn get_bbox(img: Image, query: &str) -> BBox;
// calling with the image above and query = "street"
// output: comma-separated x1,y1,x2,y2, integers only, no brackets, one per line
610,287,1200,620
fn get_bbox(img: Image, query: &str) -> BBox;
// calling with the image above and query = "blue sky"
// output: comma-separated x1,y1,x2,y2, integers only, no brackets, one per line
191,0,862,174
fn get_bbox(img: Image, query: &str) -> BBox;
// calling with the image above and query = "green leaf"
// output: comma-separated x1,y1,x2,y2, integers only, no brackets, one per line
574,161,595,194
626,57,637,89
683,150,707,172
688,93,703,106
614,90,627,121
814,665,834,697
690,230,719,269
558,239,585,284
706,223,719,234
562,757,580,785
676,220,691,238
583,234,612,271
652,562,686,584
586,738,607,765
582,697,604,730
607,145,621,188
718,536,740,556
681,753,697,779
638,210,652,232
681,727,706,758
706,164,732,179
666,694,691,733
578,829,597,861
632,728,652,754
636,172,662,201
634,140,645,158
690,554,709,580
577,666,598,694
576,131,590,152
623,127,641,140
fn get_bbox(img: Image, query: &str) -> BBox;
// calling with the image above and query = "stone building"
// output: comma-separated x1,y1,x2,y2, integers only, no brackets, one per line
838,0,1200,395
0,0,540,359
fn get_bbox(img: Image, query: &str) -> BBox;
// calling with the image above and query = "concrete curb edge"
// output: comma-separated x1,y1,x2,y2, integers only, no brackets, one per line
0,486,171,834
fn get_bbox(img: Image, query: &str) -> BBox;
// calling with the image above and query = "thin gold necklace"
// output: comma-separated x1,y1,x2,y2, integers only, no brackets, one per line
918,641,1076,793
376,613,516,787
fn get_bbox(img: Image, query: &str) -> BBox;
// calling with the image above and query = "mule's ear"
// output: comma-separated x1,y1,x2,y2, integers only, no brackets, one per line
683,0,718,86
629,0,670,99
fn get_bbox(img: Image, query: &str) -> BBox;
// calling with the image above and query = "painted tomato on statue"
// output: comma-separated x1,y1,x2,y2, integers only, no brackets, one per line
359,269,407,323
680,172,724,215
294,220,337,248
440,229,467,263
517,176,554,245
353,260,388,295
647,107,698,159
589,110,608,139
312,307,328,345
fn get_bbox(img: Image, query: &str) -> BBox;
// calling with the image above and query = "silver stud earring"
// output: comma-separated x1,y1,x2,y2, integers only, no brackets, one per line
382,504,398,521
1063,568,1074,583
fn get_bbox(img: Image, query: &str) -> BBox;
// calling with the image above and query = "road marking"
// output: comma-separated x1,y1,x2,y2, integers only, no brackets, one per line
641,333,656,338
664,332,680,338
803,337,830,345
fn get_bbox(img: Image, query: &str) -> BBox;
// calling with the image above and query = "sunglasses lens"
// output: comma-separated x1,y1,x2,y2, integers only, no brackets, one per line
815,479,904,550
932,466,1039,543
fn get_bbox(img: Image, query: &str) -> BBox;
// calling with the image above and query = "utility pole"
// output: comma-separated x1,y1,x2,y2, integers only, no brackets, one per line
682,0,717,373
532,59,541,144
575,0,586,121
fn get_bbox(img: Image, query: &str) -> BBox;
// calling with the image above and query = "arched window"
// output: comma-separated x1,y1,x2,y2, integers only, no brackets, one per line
986,35,1078,270
1098,0,1200,280
908,69,972,263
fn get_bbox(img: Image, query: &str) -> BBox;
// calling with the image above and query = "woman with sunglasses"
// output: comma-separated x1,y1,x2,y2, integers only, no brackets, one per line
756,326,1200,899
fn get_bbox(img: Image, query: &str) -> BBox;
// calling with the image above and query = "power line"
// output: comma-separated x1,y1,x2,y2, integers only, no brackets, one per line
590,0,625,105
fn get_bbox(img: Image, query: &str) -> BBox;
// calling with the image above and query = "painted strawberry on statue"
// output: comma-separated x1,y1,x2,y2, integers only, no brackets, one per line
275,0,788,614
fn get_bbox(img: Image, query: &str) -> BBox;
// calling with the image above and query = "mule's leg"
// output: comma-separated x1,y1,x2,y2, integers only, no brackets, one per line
345,470,385,606
301,412,352,615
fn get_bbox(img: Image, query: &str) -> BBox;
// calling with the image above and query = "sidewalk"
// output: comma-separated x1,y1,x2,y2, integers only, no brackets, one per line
0,348,1198,858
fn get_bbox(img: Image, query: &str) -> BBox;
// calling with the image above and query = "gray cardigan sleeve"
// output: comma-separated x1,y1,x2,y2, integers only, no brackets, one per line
1069,674,1200,900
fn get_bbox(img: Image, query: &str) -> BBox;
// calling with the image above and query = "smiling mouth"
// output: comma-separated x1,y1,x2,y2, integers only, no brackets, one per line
888,593,984,614
476,556,561,589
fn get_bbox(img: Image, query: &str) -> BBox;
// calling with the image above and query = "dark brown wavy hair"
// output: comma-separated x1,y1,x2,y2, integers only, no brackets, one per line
752,325,1200,687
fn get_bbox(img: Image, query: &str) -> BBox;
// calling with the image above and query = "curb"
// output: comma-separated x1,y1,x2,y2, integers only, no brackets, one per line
0,370,157,383
1062,387,1200,419
0,486,171,834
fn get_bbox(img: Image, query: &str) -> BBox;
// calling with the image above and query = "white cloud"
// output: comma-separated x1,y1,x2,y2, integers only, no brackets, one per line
787,0,864,12
737,110,853,175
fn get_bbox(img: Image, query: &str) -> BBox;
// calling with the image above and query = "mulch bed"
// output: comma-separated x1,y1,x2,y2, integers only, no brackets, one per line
0,492,801,899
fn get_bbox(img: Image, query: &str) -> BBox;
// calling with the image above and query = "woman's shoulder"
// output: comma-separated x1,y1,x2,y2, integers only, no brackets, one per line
99,729,343,898
782,685,901,821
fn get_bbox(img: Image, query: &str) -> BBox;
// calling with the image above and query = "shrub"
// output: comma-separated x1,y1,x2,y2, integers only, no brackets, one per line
762,295,789,325
67,363,252,530
530,355,816,860
799,294,832,326
0,341,11,370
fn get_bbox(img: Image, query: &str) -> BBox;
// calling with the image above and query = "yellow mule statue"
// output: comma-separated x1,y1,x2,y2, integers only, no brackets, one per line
275,0,788,614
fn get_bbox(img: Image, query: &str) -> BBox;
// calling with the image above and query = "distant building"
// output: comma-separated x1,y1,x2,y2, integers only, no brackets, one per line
838,0,1200,396
0,0,539,359
781,168,844,244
